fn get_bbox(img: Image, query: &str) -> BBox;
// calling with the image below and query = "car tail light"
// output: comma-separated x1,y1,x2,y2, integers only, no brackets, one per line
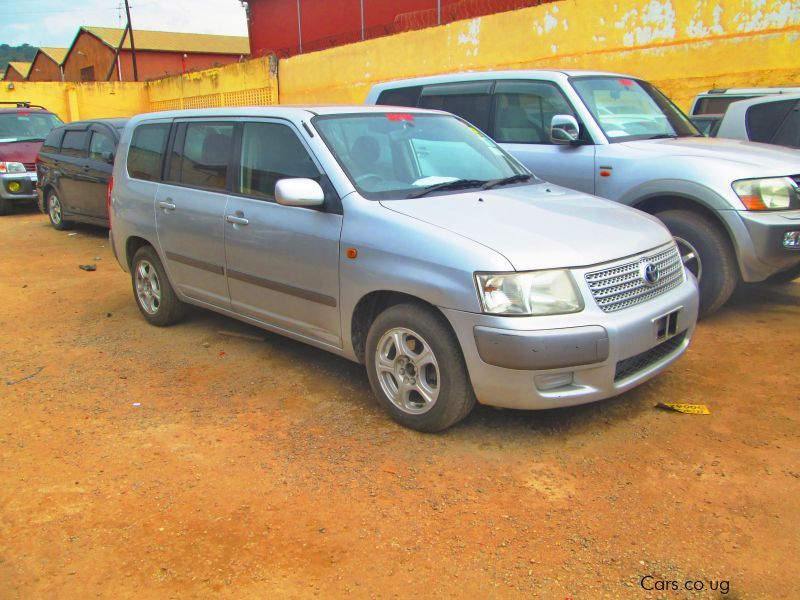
107,175,114,229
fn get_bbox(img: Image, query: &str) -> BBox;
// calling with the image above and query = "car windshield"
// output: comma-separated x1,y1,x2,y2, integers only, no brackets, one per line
312,112,529,199
570,76,699,142
0,112,63,143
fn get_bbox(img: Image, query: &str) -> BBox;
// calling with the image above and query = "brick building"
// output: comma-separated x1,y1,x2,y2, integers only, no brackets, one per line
62,27,250,82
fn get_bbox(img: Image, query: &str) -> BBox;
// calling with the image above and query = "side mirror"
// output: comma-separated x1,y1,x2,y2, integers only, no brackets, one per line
551,114,580,145
102,151,114,164
275,178,325,208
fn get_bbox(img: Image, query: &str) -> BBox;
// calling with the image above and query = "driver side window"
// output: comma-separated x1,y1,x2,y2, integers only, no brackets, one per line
492,81,574,144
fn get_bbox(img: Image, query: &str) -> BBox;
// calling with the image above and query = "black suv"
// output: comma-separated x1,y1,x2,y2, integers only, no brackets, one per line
37,118,127,229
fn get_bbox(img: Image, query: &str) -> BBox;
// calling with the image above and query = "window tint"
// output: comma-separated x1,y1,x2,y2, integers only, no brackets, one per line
61,130,89,158
239,122,320,200
127,123,169,182
169,122,234,190
745,99,796,144
418,82,493,132
493,81,574,144
376,86,422,108
89,130,115,161
694,96,756,116
41,128,64,153
771,100,800,148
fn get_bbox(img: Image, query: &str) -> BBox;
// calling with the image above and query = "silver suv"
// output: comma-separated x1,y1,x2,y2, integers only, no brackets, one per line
110,106,698,431
366,71,800,315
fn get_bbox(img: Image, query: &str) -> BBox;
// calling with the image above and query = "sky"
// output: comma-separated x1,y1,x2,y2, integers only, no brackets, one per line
0,0,249,48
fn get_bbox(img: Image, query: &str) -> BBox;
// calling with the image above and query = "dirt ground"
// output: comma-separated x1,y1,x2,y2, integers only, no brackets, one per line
0,208,798,599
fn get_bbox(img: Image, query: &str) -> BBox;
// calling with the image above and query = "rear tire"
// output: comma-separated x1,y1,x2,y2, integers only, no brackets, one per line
46,189,71,230
131,245,185,326
656,209,738,318
365,303,476,432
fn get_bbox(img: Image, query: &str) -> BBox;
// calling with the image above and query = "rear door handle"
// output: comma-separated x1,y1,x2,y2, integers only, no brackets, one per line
226,214,249,226
158,200,176,211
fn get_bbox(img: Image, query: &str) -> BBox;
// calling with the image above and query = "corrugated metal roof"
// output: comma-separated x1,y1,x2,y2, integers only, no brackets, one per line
7,62,32,76
39,48,68,64
83,27,249,55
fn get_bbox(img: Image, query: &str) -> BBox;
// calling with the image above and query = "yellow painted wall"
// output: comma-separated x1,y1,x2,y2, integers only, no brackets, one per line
278,0,800,111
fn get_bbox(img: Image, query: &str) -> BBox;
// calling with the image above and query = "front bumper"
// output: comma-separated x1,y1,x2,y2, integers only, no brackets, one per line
0,172,37,202
721,209,800,282
442,274,699,410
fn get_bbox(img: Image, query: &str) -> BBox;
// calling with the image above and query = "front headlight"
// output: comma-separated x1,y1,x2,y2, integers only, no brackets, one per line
732,177,798,210
476,269,584,316
0,162,26,174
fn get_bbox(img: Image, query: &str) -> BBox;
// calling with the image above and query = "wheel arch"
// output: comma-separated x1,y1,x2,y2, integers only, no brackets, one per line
350,290,452,364
125,235,155,270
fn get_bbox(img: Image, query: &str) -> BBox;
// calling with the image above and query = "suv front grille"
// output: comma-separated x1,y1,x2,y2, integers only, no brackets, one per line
23,162,36,172
614,331,687,382
584,245,684,312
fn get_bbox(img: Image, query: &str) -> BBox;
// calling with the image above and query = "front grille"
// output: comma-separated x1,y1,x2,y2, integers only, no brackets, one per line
584,245,684,312
614,331,687,382
23,162,35,172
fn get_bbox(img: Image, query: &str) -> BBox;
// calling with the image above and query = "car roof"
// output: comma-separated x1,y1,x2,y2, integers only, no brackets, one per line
58,118,129,129
0,106,57,116
367,69,634,91
126,104,451,124
724,92,800,109
696,86,800,96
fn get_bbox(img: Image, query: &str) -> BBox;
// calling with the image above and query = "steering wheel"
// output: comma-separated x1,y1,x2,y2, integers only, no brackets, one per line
355,173,384,188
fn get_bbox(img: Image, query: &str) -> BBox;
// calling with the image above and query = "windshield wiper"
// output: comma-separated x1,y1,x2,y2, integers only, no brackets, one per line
481,174,533,190
407,179,487,198
646,134,678,140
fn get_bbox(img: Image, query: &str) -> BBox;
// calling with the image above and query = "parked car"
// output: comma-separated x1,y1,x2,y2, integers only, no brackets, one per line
688,86,800,139
110,106,698,432
712,93,800,149
36,118,127,229
365,71,800,312
0,102,62,215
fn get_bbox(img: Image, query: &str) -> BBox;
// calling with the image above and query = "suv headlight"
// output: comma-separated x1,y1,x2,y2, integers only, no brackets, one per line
732,177,799,210
476,270,584,316
0,162,26,174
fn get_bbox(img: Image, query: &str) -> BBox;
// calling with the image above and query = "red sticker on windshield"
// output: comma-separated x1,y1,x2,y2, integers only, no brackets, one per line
18,111,30,116
386,113,414,121
618,78,634,86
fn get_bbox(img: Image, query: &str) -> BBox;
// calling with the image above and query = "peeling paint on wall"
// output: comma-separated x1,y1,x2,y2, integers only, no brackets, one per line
734,0,798,31
457,18,482,56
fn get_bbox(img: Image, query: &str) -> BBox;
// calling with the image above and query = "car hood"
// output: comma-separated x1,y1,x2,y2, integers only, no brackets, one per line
0,140,43,165
380,183,672,271
621,136,800,173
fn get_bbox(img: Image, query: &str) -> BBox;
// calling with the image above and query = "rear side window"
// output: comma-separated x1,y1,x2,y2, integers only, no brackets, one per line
376,86,423,108
238,122,321,200
694,95,756,116
771,101,800,148
127,123,169,181
61,130,89,158
41,128,64,153
89,130,115,161
745,99,798,145
168,122,234,190
492,81,575,144
418,82,493,132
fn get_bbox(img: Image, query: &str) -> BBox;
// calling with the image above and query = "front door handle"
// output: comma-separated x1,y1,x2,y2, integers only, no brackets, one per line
158,200,176,211
226,214,249,226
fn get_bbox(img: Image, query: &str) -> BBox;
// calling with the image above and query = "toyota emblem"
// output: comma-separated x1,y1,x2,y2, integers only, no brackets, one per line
640,261,660,286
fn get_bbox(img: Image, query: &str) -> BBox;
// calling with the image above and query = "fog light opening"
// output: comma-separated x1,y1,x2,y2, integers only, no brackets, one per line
535,372,574,391
783,231,800,248
7,181,21,193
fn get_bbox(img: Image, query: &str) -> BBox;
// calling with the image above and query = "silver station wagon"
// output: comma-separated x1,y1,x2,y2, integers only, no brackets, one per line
109,106,698,432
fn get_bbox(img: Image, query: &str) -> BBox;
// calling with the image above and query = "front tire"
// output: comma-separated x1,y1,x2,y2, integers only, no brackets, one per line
0,198,11,216
131,246,185,326
47,190,71,230
365,303,476,432
656,209,738,318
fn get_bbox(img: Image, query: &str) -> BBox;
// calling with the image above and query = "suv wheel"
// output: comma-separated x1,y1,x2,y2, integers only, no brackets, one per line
131,246,185,326
47,190,71,230
657,209,738,318
365,303,476,432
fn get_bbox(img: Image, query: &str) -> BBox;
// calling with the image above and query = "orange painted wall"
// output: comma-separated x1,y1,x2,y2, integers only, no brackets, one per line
27,55,63,82
63,31,116,82
116,51,246,82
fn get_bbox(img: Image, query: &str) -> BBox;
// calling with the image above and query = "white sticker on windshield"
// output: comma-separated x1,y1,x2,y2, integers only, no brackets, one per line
605,130,628,137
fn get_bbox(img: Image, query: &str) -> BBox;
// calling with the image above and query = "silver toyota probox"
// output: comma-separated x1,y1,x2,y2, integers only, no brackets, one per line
110,106,698,432
366,71,800,316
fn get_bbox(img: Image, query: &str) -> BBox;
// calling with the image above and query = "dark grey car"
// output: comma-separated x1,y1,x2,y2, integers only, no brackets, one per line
36,118,127,229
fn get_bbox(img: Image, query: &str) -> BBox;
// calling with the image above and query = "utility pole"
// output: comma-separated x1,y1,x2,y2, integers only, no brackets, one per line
124,0,139,81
